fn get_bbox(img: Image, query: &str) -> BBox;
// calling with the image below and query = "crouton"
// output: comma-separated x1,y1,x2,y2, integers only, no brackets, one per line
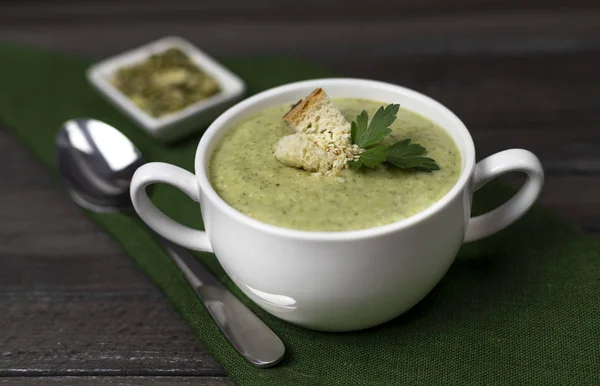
275,88,362,176
283,88,351,135
274,134,334,173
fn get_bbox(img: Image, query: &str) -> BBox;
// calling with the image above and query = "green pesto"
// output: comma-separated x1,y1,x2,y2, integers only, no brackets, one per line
209,99,461,231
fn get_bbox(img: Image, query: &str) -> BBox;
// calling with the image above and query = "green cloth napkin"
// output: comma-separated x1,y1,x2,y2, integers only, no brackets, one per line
1,42,599,385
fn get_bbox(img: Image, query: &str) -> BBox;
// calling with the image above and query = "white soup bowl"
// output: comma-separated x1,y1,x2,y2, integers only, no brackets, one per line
130,79,544,331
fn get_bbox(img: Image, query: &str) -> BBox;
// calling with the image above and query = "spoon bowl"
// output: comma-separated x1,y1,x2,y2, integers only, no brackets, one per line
56,118,144,211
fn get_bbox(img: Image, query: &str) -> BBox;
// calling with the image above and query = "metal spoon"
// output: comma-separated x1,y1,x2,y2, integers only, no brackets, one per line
55,118,285,368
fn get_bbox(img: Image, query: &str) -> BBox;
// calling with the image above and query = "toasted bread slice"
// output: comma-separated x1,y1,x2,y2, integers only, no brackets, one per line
283,88,350,134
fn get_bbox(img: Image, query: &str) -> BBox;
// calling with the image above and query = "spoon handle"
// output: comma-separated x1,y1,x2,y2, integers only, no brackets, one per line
157,235,285,368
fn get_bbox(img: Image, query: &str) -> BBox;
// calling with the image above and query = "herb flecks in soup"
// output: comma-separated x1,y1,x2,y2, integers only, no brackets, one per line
209,98,461,232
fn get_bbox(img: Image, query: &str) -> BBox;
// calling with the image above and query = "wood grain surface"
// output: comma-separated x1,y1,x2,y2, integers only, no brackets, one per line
0,377,231,385
1,1,599,384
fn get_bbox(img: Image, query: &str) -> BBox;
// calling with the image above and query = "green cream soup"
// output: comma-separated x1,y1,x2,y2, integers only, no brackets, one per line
209,99,461,231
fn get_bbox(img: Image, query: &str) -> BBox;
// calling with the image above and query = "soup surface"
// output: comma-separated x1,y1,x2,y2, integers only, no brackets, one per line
209,98,461,231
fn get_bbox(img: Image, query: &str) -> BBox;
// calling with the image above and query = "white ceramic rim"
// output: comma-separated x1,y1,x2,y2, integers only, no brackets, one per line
195,78,476,241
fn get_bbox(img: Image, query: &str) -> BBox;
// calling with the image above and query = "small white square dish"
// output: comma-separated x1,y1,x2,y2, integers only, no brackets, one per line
87,36,246,141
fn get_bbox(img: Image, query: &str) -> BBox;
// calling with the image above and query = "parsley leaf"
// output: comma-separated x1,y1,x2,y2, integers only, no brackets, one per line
385,139,440,172
350,110,368,147
368,104,399,136
351,104,398,148
348,145,387,169
348,104,439,172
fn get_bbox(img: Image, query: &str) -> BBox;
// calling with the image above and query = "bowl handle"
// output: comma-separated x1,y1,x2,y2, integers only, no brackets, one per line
464,149,544,243
130,162,213,252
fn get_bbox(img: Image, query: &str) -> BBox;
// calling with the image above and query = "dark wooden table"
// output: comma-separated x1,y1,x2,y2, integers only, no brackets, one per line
1,1,599,385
